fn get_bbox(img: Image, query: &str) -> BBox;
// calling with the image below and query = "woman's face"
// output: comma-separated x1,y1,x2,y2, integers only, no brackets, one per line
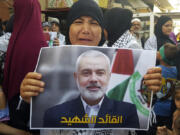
162,20,173,36
69,16,102,46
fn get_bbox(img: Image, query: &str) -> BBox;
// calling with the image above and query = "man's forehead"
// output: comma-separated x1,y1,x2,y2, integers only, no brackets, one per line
80,55,107,61
78,56,108,68
133,21,141,25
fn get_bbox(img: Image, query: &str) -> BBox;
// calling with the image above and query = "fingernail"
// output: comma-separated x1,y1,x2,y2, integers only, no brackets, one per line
41,82,45,86
143,81,146,85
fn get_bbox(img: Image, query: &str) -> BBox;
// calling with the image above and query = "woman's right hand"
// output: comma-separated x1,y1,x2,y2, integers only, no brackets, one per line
20,72,45,103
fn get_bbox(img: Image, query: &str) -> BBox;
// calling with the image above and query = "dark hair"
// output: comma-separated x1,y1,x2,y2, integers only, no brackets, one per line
5,15,14,33
159,43,178,66
155,15,174,50
164,43,178,60
155,15,172,37
104,8,133,47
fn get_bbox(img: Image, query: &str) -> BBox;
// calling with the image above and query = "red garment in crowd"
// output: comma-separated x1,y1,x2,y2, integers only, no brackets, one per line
3,0,48,101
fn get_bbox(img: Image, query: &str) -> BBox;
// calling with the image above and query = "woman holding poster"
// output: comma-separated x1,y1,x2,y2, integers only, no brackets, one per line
19,0,161,134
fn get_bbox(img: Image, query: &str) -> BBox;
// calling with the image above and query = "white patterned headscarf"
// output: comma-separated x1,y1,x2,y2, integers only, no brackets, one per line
112,30,142,49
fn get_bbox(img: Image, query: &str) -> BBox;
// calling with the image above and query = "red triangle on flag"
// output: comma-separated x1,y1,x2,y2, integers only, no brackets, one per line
111,49,134,75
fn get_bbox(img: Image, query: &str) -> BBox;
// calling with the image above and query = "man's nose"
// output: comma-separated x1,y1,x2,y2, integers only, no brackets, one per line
52,24,55,28
89,73,98,82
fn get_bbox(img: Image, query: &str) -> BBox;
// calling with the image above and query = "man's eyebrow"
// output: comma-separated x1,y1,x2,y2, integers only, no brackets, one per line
96,69,106,71
80,68,106,71
80,68,91,71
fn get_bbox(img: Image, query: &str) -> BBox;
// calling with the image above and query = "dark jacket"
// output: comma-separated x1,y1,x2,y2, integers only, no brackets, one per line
43,96,140,128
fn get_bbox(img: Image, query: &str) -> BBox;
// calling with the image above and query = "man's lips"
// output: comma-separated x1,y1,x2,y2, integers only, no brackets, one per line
86,86,101,91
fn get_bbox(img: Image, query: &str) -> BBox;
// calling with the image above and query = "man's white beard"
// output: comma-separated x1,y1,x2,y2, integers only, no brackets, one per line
134,29,142,35
77,81,107,102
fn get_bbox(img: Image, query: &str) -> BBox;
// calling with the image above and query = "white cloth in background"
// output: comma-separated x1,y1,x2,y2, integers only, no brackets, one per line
57,33,65,45
132,33,143,49
0,32,11,52
144,34,157,51
112,30,142,49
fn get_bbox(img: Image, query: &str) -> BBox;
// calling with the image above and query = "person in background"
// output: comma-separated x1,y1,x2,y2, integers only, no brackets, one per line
0,15,14,55
156,81,180,135
153,43,178,132
144,16,180,85
42,21,51,33
2,0,48,133
130,18,145,48
156,109,180,135
49,17,65,46
50,17,60,33
144,15,175,50
0,16,14,126
103,8,142,49
0,87,32,135
157,81,180,135
0,15,14,106
1,17,30,133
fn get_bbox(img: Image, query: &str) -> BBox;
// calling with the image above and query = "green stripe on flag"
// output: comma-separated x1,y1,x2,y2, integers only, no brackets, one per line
129,71,149,116
107,77,131,101
107,71,150,116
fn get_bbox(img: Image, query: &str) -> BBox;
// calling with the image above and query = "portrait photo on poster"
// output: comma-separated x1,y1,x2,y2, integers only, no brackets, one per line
30,46,156,130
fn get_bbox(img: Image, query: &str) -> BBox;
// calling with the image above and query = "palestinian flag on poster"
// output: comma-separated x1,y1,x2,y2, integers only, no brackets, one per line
106,49,156,129
107,49,134,101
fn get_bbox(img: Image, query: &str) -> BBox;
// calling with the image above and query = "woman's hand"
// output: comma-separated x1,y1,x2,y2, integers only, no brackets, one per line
20,72,45,103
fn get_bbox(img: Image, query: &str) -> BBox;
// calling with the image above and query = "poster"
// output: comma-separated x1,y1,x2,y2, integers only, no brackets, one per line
30,46,156,130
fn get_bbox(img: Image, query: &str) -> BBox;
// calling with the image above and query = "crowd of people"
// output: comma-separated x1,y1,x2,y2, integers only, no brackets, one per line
0,0,180,135
41,17,65,46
